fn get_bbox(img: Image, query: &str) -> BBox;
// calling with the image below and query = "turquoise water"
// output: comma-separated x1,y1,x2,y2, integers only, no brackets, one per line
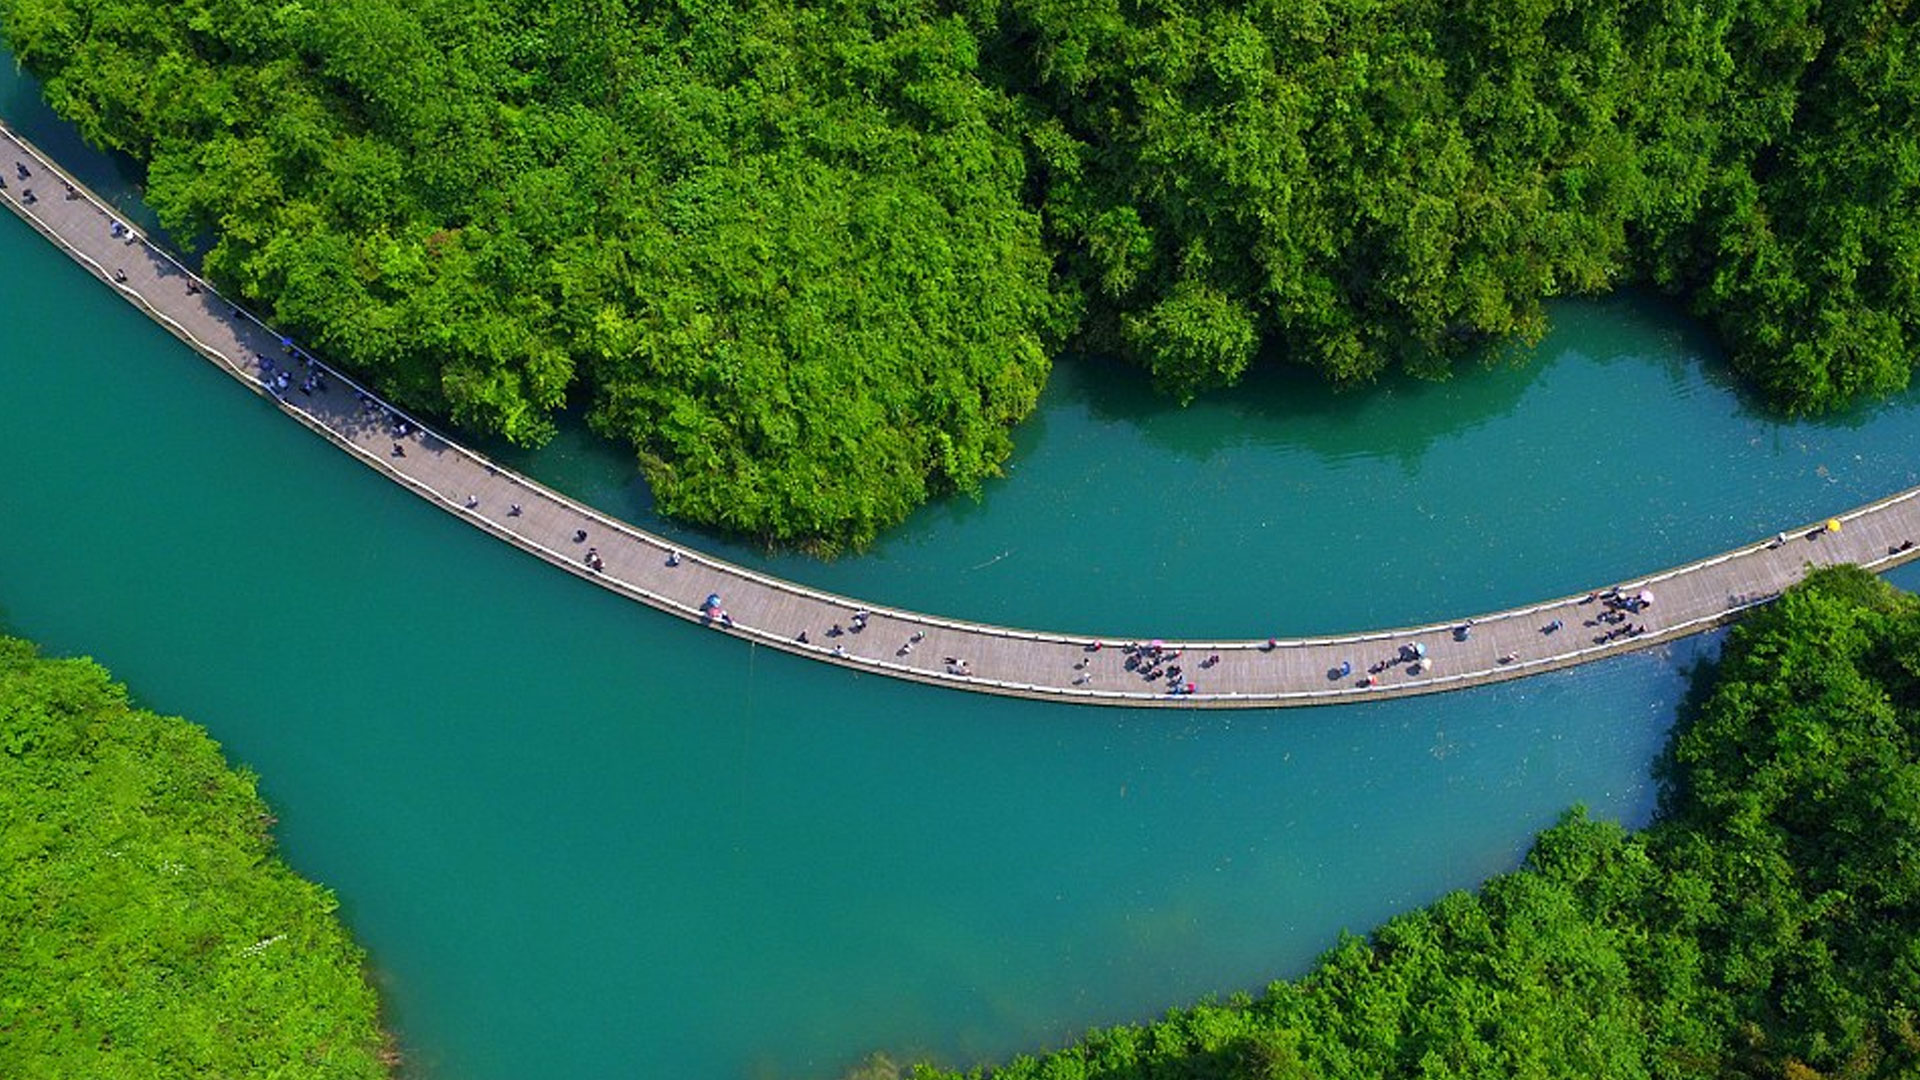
6,62,1920,1078
499,303,1920,638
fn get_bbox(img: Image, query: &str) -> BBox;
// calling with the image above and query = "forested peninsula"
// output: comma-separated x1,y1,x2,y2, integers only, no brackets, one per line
0,636,393,1078
1,0,1914,545
884,566,1920,1080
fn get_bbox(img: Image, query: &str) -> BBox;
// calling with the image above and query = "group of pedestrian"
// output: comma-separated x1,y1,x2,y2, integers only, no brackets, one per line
257,351,326,398
4,160,32,204
823,610,866,646
358,390,398,429
8,160,32,204
105,218,138,284
895,629,925,657
1576,590,1653,644
1592,622,1645,645
1122,642,1191,693
793,607,974,676
1368,642,1419,675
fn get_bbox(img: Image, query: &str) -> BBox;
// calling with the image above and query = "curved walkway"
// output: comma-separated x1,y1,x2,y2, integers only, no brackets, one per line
6,120,1919,708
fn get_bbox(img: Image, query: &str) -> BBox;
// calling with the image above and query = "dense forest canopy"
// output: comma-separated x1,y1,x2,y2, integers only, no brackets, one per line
0,0,1914,544
894,565,1920,1079
0,636,392,1078
981,0,1919,407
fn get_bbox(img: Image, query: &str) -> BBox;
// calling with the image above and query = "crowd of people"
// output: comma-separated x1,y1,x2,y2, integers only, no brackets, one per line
259,350,328,398
1581,588,1651,643
1120,641,1196,695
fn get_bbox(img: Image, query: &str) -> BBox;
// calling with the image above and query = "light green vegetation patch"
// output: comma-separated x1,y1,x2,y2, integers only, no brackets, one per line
0,636,392,1079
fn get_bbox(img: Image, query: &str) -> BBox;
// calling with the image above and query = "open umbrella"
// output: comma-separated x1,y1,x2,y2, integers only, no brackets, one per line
1827,518,1842,533
1638,590,1655,606
1412,641,1427,658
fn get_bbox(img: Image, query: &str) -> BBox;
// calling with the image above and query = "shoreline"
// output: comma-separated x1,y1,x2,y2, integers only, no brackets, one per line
4,118,1918,708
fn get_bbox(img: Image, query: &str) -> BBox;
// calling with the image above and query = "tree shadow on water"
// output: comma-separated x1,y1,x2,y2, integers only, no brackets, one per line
1648,632,1728,823
1590,286,1920,432
1046,341,1549,475
1043,288,1890,473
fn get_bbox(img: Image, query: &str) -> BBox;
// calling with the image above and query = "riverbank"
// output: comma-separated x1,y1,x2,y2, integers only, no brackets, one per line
0,634,395,1077
6,53,1920,1072
2,119,1918,709
900,567,1920,1080
0,173,1863,1076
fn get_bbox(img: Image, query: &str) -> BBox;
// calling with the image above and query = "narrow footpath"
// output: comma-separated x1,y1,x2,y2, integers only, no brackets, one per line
6,120,1918,708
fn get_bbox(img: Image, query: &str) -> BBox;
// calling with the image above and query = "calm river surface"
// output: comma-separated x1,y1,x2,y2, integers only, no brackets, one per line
6,61,1920,1079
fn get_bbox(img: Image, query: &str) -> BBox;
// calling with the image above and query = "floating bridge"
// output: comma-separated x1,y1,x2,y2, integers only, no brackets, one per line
6,120,1917,708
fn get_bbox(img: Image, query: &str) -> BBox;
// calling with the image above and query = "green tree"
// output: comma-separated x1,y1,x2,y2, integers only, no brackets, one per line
899,568,1920,1079
0,635,393,1079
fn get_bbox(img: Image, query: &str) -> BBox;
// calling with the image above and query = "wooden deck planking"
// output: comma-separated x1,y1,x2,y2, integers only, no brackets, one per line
5,118,1919,709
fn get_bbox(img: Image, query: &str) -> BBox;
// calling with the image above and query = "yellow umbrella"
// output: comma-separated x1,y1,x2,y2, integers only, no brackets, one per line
1827,518,1842,533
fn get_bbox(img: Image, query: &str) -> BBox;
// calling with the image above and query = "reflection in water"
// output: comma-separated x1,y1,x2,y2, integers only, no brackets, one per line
1057,346,1545,469
3,50,1919,1080
1050,292,1750,470
477,294,1920,643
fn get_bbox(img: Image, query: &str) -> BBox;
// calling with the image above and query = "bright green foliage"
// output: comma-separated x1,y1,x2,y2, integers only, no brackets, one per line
0,636,392,1079
1656,565,1920,1075
1661,0,1920,413
0,0,1061,549
986,0,1920,407
902,566,1920,1080
0,0,1914,543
